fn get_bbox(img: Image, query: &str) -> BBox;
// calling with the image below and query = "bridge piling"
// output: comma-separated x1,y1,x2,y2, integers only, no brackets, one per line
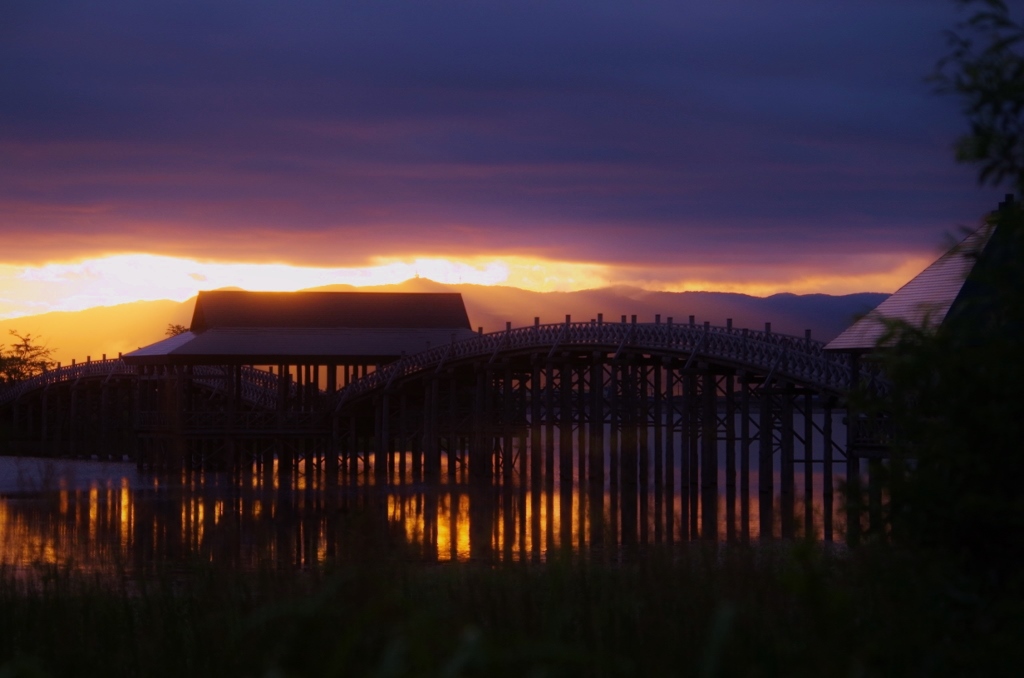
686,370,698,538
701,370,718,540
803,391,814,539
1,316,872,547
725,373,737,540
501,363,513,486
531,359,542,491
781,384,795,539
559,359,572,485
652,362,663,543
759,379,774,539
589,356,605,517
846,353,862,544
740,372,752,540
823,398,834,541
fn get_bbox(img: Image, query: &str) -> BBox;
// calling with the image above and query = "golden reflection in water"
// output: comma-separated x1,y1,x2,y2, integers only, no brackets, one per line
381,487,620,562
120,478,131,549
0,460,845,573
88,486,98,542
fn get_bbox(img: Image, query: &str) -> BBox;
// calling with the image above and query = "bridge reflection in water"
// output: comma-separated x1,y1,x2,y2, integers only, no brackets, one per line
0,437,846,574
2,317,886,566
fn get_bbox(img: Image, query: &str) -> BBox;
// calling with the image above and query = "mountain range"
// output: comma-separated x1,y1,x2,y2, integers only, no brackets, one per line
0,279,887,366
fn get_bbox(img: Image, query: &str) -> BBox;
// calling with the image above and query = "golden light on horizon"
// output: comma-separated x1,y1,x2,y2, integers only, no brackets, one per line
653,254,937,298
0,253,612,320
0,249,932,321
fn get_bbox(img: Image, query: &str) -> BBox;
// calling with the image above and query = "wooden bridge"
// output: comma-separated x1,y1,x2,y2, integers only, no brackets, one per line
0,315,888,542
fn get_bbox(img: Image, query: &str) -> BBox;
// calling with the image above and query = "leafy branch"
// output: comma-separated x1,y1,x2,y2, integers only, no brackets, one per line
0,330,57,385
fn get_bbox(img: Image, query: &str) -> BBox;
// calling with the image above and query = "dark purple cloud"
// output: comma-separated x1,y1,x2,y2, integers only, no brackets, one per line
0,0,1004,271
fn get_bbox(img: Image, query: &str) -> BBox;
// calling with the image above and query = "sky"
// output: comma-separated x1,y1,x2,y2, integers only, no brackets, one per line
0,0,1006,319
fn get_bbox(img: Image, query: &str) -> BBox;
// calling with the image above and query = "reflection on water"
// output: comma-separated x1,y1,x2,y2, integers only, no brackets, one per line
0,450,846,574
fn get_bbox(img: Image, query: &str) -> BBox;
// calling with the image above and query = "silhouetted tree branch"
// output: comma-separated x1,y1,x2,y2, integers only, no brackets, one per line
934,0,1024,192
166,324,189,337
0,330,57,384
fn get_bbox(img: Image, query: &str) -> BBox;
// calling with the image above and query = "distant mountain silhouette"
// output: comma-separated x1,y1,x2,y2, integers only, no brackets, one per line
307,280,886,343
0,281,886,365
0,299,194,367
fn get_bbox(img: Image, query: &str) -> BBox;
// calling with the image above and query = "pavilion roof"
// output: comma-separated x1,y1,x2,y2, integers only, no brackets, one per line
190,290,471,331
123,291,476,365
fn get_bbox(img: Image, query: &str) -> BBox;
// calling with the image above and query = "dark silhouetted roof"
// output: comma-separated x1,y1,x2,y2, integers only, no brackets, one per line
124,291,475,365
190,290,471,332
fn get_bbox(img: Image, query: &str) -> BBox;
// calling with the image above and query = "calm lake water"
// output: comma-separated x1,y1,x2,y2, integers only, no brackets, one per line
0,421,849,573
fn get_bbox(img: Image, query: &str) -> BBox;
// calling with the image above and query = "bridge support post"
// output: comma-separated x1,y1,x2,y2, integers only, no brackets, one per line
559,359,572,485
846,354,862,545
804,391,814,539
701,369,718,540
326,414,339,484
170,366,186,475
609,360,619,504
588,355,605,548
725,373,736,540
781,383,795,539
653,361,663,543
531,358,542,491
823,398,834,541
425,377,441,480
759,378,774,539
621,358,638,547
40,388,49,456
70,385,78,458
448,372,458,481
471,366,486,482
589,355,604,496
279,438,294,491
399,393,409,483
377,394,390,483
482,365,494,482
638,361,650,546
684,371,698,539
664,360,675,543
348,414,358,479
577,363,587,490
675,370,686,536
502,363,513,486
740,372,752,540
543,361,554,489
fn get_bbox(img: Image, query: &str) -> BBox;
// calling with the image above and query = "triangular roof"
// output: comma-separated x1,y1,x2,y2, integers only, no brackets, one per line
826,223,993,353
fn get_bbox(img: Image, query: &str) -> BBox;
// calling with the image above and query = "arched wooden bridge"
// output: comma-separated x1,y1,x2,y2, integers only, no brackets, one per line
334,317,882,405
0,318,886,541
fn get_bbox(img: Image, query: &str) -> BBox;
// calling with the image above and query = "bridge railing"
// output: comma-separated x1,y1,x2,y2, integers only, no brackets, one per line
0,361,289,411
188,365,290,410
334,320,887,408
0,359,134,407
2,321,890,412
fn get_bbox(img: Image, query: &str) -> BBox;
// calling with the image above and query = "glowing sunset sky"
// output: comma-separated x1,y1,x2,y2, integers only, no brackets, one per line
0,1,1004,319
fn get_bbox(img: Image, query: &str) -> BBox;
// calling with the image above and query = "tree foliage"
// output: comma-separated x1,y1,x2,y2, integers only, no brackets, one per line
872,0,1024,584
0,330,57,385
879,202,1024,577
935,0,1024,193
166,323,189,337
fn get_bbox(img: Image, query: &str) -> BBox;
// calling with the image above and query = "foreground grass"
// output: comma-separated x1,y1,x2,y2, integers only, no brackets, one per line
0,541,1020,677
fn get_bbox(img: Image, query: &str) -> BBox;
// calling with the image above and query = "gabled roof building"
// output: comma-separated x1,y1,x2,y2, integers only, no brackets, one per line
123,291,476,367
